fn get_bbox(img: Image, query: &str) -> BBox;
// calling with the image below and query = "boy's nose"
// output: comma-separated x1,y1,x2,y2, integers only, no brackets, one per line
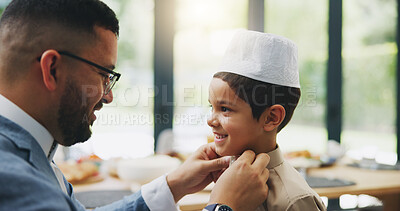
102,89,114,104
207,114,219,128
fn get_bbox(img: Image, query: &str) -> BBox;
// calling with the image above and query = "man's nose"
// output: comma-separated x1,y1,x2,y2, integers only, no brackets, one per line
102,89,113,104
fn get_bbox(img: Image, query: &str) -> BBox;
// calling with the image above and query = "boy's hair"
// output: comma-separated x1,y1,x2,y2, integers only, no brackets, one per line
214,72,301,132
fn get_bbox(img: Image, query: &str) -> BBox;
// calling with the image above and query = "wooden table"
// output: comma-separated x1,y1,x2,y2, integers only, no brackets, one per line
74,164,400,211
73,175,133,193
309,165,400,211
178,164,400,211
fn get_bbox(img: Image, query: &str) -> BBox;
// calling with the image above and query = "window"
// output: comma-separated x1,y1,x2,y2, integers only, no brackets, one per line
70,0,155,160
265,0,329,154
342,0,397,164
173,0,248,152
2,0,397,161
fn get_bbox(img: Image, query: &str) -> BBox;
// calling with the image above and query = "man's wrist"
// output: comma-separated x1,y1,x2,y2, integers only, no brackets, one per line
141,175,177,210
166,173,184,203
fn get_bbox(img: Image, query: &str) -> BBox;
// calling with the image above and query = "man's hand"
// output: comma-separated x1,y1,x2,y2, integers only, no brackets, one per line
208,150,270,211
166,143,230,202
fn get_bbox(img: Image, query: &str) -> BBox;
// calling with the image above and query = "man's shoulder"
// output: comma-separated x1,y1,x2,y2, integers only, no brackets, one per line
0,143,77,210
0,144,33,174
0,154,77,211
0,114,33,139
0,127,31,163
0,115,42,163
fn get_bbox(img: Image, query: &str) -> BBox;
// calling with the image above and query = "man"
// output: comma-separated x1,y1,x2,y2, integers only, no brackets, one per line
0,0,270,211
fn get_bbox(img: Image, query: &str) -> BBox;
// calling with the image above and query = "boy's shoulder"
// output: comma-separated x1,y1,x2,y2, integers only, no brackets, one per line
265,151,325,210
272,161,316,197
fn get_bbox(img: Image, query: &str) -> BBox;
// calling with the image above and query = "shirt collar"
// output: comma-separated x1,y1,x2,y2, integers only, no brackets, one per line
0,94,57,161
266,145,284,169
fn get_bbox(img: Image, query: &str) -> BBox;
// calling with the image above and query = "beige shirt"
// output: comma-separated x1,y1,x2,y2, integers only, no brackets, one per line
256,146,327,211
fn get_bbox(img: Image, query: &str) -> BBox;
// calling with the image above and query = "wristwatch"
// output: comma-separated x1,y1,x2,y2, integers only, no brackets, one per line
203,203,233,211
215,204,233,211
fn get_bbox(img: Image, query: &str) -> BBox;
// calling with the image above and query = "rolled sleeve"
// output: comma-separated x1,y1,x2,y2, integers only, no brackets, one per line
141,174,178,211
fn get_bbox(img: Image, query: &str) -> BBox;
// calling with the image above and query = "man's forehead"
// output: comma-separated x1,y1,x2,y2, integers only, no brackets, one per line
85,26,118,62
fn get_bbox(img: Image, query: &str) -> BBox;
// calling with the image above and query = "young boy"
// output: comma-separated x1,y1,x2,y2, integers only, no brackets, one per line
207,30,326,211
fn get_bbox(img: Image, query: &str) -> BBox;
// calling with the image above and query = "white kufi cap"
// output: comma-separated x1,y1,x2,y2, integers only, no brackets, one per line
218,30,300,88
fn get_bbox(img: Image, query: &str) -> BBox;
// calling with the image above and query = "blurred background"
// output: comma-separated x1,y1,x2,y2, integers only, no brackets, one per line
80,0,397,164
1,0,399,210
0,0,396,162
0,0,397,163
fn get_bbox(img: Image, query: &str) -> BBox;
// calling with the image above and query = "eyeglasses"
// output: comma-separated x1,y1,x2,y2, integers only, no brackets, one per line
58,51,121,95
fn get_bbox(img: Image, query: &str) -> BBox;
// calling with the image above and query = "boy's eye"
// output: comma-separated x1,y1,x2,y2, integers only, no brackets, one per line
221,107,230,112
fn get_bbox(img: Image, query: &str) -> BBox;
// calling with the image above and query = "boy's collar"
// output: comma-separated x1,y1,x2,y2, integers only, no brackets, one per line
266,145,284,169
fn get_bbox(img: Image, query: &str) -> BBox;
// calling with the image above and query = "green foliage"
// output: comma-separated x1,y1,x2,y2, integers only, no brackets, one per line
343,52,395,132
344,0,396,46
292,58,327,126
267,0,396,134
265,0,328,127
342,0,396,133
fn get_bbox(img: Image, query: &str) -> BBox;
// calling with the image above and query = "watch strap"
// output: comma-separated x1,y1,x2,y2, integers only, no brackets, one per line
203,203,219,211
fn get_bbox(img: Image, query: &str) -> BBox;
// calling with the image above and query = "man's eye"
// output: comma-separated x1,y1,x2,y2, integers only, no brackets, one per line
99,73,108,79
102,73,112,82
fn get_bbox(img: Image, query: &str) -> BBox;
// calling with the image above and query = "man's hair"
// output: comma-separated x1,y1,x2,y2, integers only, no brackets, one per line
213,72,301,132
0,0,119,36
0,0,119,81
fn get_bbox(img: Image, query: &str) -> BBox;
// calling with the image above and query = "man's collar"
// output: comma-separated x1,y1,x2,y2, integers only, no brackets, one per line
0,94,57,161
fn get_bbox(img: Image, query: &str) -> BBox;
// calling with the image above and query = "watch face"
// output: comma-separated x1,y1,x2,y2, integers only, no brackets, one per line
218,205,233,211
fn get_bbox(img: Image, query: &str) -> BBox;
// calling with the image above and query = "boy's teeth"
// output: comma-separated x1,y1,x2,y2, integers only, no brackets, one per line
216,134,227,139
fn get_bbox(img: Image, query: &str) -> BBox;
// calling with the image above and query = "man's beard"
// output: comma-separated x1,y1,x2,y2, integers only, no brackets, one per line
57,79,101,146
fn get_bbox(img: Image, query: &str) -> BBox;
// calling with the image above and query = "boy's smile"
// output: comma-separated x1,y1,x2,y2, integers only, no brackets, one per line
213,132,228,143
207,78,268,156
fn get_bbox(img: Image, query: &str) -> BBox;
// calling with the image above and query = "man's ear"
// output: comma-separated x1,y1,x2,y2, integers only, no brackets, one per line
262,104,286,132
39,50,62,91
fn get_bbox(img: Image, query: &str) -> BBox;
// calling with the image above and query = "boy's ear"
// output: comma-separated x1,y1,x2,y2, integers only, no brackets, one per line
39,50,62,91
262,105,286,132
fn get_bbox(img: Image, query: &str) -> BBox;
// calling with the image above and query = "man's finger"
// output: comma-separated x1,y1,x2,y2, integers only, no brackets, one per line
203,143,219,160
236,150,256,163
261,168,270,182
252,153,270,170
203,156,230,172
211,168,226,183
